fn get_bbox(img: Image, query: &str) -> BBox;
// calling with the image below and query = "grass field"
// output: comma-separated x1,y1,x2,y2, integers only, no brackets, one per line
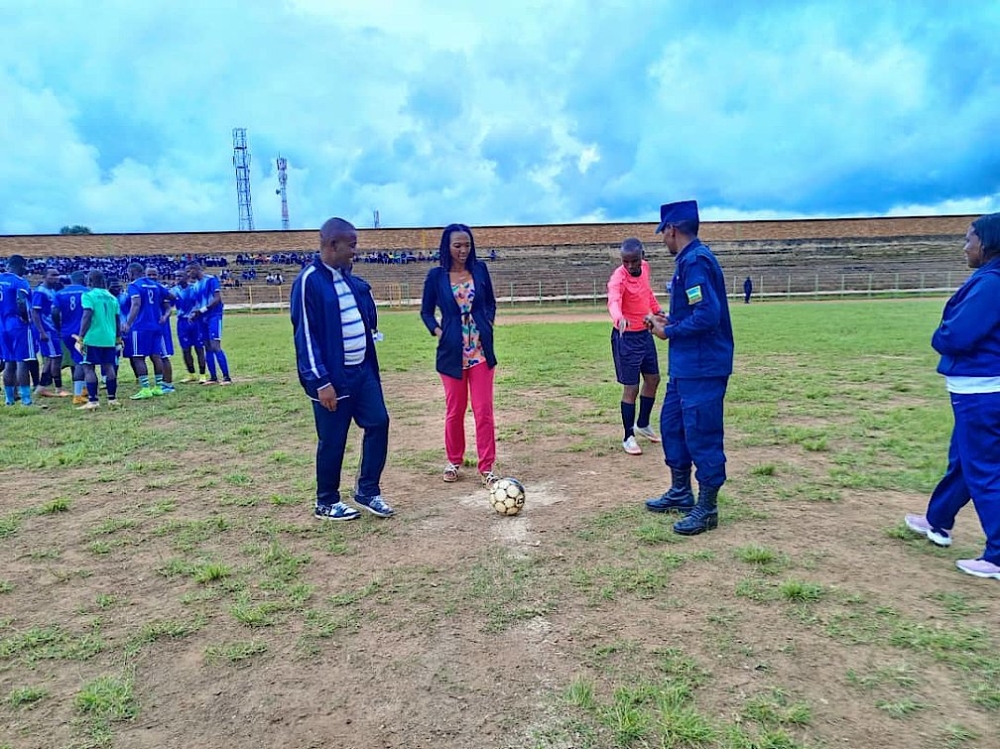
1,299,998,749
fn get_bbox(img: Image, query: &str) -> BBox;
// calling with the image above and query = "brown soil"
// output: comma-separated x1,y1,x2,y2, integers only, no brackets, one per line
2,319,997,749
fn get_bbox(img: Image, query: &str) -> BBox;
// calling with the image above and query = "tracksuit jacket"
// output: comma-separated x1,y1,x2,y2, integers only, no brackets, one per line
290,258,381,399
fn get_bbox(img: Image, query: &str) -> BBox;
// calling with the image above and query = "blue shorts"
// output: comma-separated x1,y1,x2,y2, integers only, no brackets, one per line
176,318,202,348
84,345,117,366
200,315,223,342
37,328,60,359
611,329,659,386
130,329,164,358
1,322,36,362
63,336,85,365
160,323,174,357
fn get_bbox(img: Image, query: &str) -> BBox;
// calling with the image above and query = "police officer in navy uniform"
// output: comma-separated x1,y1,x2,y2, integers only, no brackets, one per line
644,200,734,535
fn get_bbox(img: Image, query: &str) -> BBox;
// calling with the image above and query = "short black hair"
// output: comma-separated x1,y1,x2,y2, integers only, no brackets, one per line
7,254,26,272
672,219,700,237
972,213,1000,257
620,237,644,256
320,217,356,243
87,270,107,289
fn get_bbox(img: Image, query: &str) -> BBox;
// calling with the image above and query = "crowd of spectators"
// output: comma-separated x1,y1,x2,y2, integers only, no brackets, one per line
23,254,203,281
236,252,310,267
11,247,501,287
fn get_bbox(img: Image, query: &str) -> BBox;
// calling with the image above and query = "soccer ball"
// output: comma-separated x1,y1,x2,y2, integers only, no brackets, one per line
489,477,526,516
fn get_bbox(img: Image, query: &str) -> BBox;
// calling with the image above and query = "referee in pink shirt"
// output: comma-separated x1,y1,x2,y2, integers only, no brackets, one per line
608,237,664,455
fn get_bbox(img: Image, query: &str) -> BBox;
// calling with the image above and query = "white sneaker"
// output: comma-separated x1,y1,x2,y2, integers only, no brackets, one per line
634,424,661,443
622,436,642,455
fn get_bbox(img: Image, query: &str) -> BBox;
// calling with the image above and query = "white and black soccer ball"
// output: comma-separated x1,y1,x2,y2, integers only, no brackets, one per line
489,477,526,516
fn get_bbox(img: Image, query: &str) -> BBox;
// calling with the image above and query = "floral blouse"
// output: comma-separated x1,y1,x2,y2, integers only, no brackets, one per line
451,279,484,369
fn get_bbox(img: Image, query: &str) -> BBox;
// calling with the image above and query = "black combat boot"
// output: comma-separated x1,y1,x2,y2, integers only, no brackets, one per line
645,466,696,513
672,485,719,535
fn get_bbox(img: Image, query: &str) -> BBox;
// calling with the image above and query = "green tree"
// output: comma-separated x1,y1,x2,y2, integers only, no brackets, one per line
59,225,93,235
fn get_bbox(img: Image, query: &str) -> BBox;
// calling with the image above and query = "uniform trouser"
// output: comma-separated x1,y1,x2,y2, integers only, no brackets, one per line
311,360,389,506
660,376,728,489
440,362,496,474
925,390,1000,565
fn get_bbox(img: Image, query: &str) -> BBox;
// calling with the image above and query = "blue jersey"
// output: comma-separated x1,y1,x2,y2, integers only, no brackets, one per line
31,285,58,333
118,290,130,324
0,272,30,327
193,274,223,317
171,284,196,317
127,278,168,332
57,283,89,337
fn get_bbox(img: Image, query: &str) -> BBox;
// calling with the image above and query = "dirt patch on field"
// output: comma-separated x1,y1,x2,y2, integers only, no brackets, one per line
1,371,998,749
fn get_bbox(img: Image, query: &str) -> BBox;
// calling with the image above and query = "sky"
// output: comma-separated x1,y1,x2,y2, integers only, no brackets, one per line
2,0,999,235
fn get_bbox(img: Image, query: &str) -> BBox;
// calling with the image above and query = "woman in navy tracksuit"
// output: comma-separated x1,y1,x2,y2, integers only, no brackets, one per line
420,224,499,486
906,213,1000,580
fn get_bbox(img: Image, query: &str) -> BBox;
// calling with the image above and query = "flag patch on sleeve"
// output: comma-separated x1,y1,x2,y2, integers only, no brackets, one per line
685,285,703,304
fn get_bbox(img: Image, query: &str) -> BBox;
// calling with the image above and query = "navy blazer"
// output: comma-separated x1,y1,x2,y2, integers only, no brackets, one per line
290,258,381,398
420,262,497,379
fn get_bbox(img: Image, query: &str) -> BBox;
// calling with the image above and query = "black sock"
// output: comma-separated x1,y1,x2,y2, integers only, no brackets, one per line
39,372,52,387
27,360,40,387
53,371,63,389
637,395,655,429
621,401,636,439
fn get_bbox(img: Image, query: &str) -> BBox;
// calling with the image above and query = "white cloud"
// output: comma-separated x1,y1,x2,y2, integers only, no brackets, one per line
1,0,999,234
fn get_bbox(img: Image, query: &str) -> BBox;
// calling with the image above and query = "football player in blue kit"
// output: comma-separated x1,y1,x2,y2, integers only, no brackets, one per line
57,270,91,404
171,269,206,383
187,262,232,385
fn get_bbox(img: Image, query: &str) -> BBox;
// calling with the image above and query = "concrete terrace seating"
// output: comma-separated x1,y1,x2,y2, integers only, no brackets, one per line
9,232,970,310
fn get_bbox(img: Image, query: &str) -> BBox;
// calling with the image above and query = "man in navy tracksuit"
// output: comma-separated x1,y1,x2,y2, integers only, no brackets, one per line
905,213,1000,580
644,200,734,535
290,217,394,521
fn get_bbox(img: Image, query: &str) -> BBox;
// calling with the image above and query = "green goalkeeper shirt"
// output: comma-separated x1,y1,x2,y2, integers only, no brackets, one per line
81,288,119,347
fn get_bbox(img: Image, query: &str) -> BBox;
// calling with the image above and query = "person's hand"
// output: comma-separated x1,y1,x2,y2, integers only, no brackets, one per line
121,323,131,335
616,317,628,334
434,327,442,338
317,384,338,411
645,312,667,337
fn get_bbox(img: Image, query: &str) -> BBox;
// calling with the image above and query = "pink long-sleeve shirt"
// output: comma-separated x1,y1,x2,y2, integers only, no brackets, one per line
607,260,661,331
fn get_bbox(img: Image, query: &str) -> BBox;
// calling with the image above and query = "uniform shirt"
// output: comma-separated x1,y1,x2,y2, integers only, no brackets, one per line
0,272,30,328
326,265,366,366
157,282,174,340
607,260,661,331
82,289,120,347
31,284,58,334
57,283,89,337
127,278,168,331
193,274,224,317
118,291,130,325
663,239,734,379
171,284,196,318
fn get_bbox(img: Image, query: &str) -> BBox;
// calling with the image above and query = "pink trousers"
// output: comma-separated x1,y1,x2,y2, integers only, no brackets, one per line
440,363,496,473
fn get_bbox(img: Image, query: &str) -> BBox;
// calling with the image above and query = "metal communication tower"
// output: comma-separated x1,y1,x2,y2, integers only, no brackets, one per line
373,209,381,229
232,128,254,230
276,155,289,230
